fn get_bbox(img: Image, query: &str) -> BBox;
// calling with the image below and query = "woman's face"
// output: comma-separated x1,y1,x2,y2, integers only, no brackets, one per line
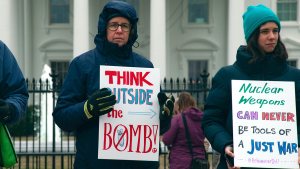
258,22,279,53
106,17,130,47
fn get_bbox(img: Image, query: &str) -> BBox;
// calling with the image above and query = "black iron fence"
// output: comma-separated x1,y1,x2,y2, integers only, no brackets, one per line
4,70,212,169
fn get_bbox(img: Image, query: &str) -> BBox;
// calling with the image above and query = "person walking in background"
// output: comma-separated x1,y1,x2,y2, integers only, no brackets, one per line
52,1,174,169
163,92,207,169
201,4,300,169
0,40,29,125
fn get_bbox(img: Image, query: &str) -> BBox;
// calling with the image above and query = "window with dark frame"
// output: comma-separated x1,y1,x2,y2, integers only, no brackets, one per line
188,60,208,106
287,60,297,67
50,0,70,24
277,0,297,21
188,60,208,83
119,0,139,17
188,0,208,23
50,61,70,82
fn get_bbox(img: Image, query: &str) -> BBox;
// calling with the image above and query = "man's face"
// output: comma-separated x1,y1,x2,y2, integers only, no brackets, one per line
106,17,130,47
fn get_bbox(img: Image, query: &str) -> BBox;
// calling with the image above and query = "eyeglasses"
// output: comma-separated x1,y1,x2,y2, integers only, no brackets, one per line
107,23,131,32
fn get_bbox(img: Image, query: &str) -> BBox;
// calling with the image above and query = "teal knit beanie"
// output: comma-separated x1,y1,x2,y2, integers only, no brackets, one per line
243,4,281,43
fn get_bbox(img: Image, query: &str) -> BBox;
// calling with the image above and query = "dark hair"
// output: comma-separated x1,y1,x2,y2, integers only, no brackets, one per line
245,25,288,63
178,92,196,113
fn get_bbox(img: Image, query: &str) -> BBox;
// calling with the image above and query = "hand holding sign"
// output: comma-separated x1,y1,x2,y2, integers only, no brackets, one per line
157,92,175,121
84,88,116,119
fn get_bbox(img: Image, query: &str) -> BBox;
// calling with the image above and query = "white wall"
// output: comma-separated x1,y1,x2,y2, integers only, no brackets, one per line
245,0,300,67
9,0,300,81
32,0,73,79
166,0,228,79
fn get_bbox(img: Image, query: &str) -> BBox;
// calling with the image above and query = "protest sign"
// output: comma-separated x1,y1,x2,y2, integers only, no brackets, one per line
98,65,160,161
232,80,298,168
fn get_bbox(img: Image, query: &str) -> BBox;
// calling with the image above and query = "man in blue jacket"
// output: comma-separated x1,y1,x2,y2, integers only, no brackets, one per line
53,1,174,168
0,41,29,125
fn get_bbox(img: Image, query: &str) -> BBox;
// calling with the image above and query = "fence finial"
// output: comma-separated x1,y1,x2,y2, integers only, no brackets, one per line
49,69,59,90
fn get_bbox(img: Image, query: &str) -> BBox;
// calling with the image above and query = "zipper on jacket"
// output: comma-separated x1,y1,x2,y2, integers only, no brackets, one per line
260,57,269,80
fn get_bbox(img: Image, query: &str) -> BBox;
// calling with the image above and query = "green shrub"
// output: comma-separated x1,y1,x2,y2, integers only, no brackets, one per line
197,104,204,111
7,105,40,137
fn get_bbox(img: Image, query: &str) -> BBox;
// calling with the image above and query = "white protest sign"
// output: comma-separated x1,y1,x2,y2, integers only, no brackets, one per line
98,65,160,161
232,80,298,168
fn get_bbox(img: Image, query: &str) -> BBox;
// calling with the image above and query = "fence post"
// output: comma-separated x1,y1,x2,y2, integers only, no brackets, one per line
50,69,58,169
200,69,210,102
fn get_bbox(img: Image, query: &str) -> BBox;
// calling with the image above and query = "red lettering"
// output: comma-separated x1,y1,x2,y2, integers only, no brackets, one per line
126,71,129,85
118,110,123,118
113,125,128,151
262,112,294,122
112,109,117,118
103,124,158,154
282,112,286,121
129,125,142,153
270,112,275,120
103,123,112,150
140,72,153,87
276,112,281,120
287,113,295,122
106,71,153,87
152,125,158,145
130,72,139,86
143,125,152,153
117,71,126,85
262,112,269,120
107,109,123,118
105,71,117,84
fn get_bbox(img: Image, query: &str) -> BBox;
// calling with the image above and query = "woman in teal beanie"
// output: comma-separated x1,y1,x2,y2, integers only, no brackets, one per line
201,4,300,169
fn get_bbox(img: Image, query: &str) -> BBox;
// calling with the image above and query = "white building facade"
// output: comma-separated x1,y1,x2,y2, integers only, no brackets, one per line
1,0,300,81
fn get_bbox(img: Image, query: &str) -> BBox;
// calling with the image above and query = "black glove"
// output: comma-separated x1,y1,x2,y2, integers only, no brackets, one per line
0,99,11,122
157,92,175,121
84,88,116,119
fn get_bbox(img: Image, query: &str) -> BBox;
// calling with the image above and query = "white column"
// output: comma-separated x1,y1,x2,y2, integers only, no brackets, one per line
0,0,19,60
150,0,166,79
0,1,11,47
24,0,32,79
227,0,245,65
73,0,89,58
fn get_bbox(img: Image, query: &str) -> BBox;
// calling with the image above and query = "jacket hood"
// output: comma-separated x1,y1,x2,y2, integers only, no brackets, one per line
182,107,203,121
234,45,288,79
94,1,139,58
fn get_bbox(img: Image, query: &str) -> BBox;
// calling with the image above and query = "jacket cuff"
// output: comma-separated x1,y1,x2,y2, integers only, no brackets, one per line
159,115,172,135
2,103,14,125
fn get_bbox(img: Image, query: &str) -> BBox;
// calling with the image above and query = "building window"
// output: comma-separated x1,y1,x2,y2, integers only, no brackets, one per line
287,60,297,67
188,60,208,82
50,0,70,24
277,0,297,21
119,0,139,16
50,61,70,81
188,0,208,23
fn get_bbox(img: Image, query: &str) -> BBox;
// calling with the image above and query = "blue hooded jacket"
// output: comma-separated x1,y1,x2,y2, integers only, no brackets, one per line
53,1,165,168
0,40,28,126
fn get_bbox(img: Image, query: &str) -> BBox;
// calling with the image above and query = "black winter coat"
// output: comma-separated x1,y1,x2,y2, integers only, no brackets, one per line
201,46,300,169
